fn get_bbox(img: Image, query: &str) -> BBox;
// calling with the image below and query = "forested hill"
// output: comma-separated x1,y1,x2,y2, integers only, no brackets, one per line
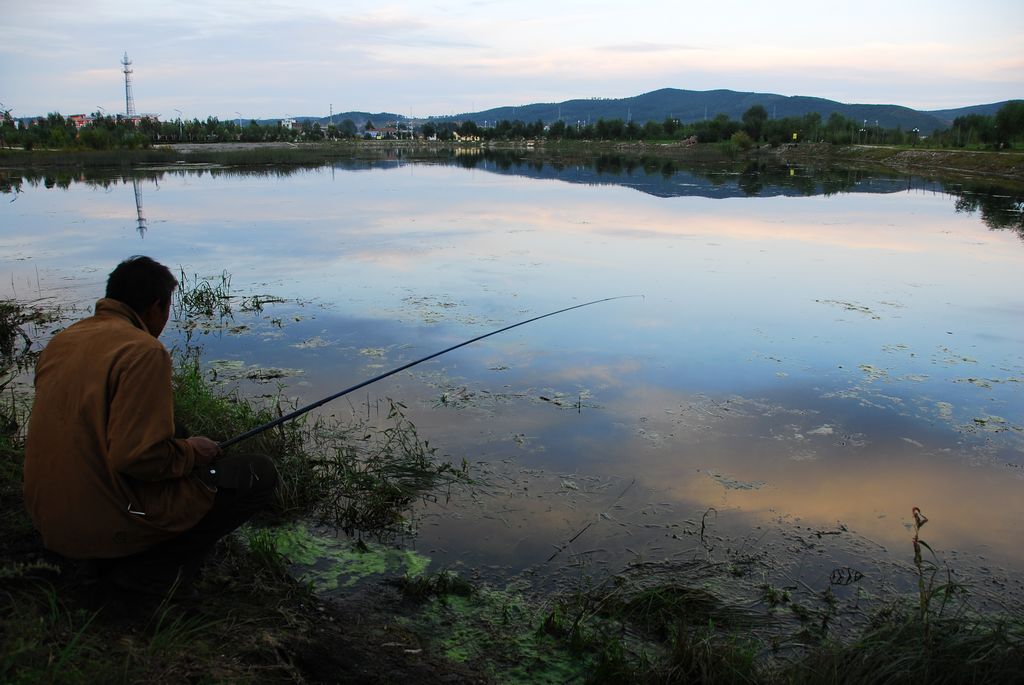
428,88,1011,133
925,101,1012,126
281,111,402,128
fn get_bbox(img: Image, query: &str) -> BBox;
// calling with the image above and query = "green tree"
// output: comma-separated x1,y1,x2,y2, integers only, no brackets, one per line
698,113,738,143
802,112,822,141
642,120,664,139
79,125,113,149
0,109,15,148
137,116,162,141
458,120,480,137
952,113,995,147
240,120,264,142
742,105,768,141
824,112,855,144
595,118,624,140
995,100,1024,147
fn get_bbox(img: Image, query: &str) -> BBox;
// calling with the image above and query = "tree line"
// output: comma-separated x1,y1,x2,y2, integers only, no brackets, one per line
2,101,1022,151
435,101,1023,150
0,111,370,150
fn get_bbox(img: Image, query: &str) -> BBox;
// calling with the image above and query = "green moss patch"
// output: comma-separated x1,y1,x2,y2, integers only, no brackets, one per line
265,523,431,591
403,584,592,683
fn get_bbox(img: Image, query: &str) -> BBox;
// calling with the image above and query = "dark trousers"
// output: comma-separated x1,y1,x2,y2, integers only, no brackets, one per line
100,452,278,595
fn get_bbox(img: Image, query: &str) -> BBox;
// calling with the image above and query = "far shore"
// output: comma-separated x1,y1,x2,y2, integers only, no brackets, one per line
2,140,1022,185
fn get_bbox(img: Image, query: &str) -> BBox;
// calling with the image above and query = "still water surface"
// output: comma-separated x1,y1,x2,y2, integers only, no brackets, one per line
3,156,1022,604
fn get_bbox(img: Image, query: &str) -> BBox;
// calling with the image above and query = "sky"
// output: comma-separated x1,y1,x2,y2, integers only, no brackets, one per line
2,0,1022,121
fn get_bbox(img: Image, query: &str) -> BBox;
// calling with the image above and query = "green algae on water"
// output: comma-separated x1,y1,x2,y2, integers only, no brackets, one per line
264,523,431,591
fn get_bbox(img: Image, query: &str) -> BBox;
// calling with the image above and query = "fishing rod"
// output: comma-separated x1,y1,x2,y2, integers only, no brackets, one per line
218,295,640,449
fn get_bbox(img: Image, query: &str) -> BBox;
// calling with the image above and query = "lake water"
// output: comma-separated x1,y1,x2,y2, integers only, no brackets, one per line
3,154,1023,607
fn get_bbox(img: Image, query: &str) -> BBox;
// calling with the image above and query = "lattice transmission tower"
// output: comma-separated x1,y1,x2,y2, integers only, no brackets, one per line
121,52,136,118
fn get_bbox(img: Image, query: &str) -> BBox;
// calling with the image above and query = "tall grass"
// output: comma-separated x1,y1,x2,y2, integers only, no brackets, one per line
0,142,445,169
0,300,63,552
0,582,109,684
169,263,474,535
782,508,1022,684
303,399,471,537
171,345,471,538
537,512,1024,684
784,611,1024,684
0,148,178,169
539,559,770,684
0,299,62,390
0,549,293,683
172,269,233,320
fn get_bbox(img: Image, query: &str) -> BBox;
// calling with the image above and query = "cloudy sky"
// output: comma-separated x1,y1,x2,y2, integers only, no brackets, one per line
2,0,1021,121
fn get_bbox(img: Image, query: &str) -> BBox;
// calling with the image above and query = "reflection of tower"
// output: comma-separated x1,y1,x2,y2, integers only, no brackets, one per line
122,52,136,118
132,179,147,237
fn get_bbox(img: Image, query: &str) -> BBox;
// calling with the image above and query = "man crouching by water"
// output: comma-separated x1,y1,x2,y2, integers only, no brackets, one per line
23,255,278,597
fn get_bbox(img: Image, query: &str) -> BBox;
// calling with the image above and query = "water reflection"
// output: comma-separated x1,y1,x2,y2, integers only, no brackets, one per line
1,154,1022,236
1,156,1022,606
131,178,147,236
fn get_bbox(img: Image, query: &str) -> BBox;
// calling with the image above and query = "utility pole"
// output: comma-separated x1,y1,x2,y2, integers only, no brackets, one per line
121,52,136,118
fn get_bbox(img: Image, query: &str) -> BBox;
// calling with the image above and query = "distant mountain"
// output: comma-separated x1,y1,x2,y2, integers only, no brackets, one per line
425,88,1014,134
253,112,402,127
924,102,1011,127
310,111,402,127
15,91,1011,133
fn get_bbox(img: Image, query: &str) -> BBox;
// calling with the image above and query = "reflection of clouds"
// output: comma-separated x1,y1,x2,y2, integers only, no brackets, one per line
581,383,1024,566
24,167,1021,295
417,461,679,575
543,360,643,387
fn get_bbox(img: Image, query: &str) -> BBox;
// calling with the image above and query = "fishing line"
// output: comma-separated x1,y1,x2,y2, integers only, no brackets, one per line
219,294,642,449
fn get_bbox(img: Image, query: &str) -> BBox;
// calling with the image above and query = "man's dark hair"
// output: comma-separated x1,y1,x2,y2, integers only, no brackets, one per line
105,256,178,315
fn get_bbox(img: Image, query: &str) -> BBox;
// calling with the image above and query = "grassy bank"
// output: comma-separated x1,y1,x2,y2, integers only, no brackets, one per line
0,142,453,170
767,143,1024,185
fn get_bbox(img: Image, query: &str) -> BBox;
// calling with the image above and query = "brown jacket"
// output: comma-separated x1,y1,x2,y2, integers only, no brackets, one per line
23,298,215,558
